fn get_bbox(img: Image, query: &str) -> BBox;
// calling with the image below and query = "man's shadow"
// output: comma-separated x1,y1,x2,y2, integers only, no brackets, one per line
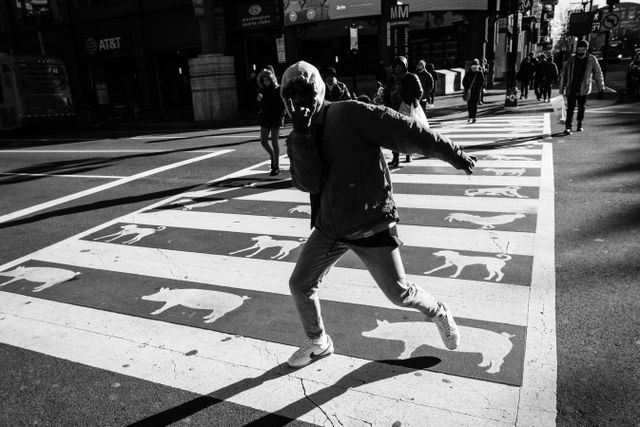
129,357,441,426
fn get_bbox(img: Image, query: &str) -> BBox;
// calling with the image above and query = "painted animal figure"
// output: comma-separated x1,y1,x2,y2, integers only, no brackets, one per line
444,213,525,229
424,250,512,282
362,319,515,374
141,287,250,323
464,186,527,198
229,235,306,260
93,224,166,244
288,205,311,215
482,168,526,176
0,266,80,292
179,198,228,211
484,154,536,161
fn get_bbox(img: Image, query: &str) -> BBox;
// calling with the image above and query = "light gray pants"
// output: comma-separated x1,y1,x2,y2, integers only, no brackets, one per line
289,228,440,340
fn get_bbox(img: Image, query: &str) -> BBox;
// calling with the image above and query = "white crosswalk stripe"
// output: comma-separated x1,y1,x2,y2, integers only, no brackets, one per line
0,113,556,425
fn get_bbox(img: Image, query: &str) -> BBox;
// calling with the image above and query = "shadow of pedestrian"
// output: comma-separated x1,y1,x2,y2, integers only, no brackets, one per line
129,357,441,426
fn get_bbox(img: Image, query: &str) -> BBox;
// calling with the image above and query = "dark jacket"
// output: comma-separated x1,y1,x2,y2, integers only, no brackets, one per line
463,69,485,94
383,56,423,110
517,59,535,82
416,69,434,98
256,68,285,128
542,60,559,84
281,62,469,240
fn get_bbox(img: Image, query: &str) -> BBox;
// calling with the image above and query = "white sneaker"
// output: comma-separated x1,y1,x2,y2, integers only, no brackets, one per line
431,303,460,350
287,336,334,368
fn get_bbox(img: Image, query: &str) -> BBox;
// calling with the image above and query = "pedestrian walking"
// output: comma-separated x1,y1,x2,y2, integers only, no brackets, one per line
383,55,424,167
256,68,286,176
478,58,488,104
540,55,559,102
528,52,538,91
415,59,434,112
534,54,546,101
323,67,352,102
426,62,438,106
279,60,477,368
462,58,485,124
561,40,604,135
516,57,535,99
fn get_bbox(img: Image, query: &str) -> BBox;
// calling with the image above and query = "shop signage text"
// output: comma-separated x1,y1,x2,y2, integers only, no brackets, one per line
84,36,123,55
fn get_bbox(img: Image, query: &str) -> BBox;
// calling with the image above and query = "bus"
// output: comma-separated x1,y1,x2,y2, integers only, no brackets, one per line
0,54,76,130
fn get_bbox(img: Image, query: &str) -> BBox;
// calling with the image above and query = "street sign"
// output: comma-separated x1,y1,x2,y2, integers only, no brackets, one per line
568,12,593,36
350,26,358,51
275,36,286,64
591,10,602,33
601,12,620,30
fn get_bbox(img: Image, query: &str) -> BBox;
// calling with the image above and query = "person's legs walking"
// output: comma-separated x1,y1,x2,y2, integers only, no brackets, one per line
565,93,577,134
576,95,587,131
260,126,275,169
287,229,348,367
269,127,280,175
350,243,460,349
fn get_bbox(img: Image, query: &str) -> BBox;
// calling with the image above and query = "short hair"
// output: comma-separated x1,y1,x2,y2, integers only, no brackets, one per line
577,40,589,49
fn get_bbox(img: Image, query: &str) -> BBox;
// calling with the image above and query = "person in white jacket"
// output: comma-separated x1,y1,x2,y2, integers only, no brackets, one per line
561,40,605,135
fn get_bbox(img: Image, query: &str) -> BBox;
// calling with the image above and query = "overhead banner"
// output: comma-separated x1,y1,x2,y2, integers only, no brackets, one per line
389,4,409,58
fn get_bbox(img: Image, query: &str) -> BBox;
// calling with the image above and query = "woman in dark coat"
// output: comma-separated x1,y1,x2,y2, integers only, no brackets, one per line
256,68,286,175
383,55,423,167
462,58,486,124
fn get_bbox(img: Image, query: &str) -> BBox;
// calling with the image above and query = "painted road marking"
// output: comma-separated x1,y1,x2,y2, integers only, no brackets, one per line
237,189,540,214
30,239,530,325
0,291,518,426
121,210,535,256
0,114,556,424
0,172,125,179
391,173,540,186
0,149,223,153
0,149,233,225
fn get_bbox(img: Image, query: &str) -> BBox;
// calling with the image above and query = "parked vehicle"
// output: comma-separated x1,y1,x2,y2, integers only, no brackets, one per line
627,48,640,96
0,54,75,130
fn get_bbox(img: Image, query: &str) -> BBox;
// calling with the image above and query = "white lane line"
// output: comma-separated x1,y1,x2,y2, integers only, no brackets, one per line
130,135,189,139
0,149,221,153
408,160,542,168
124,210,535,256
0,172,124,179
0,292,518,426
516,142,557,425
392,173,540,187
467,148,543,155
237,189,540,214
32,239,530,325
0,149,233,225
438,134,543,139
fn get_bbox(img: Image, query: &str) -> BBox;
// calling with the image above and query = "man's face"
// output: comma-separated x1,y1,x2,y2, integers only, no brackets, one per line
577,47,587,57
325,75,337,86
393,64,405,75
284,81,316,111
416,63,424,72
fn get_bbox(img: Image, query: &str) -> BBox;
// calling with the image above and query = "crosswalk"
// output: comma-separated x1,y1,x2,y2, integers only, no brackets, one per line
0,113,556,426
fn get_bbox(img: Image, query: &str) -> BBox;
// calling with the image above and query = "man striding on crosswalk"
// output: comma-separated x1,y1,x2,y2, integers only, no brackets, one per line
280,61,477,368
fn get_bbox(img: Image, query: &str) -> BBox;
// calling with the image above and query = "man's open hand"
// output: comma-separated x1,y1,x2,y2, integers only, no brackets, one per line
456,151,477,175
286,98,316,135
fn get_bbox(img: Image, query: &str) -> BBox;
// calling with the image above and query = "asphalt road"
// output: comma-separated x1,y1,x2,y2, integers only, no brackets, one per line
0,97,638,425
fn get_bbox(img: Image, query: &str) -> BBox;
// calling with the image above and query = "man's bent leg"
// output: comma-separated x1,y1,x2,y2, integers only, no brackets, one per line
349,244,439,317
576,95,587,123
566,94,577,129
289,229,348,340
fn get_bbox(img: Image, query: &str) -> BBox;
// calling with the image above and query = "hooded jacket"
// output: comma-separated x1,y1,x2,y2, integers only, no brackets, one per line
416,60,434,96
281,61,470,240
561,53,604,96
383,56,423,110
256,68,286,127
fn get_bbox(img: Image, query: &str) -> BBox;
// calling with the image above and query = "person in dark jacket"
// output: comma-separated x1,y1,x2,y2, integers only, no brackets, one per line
462,58,485,123
256,68,286,175
383,56,423,167
426,62,438,105
323,67,352,102
415,59,434,111
479,57,488,104
516,56,535,99
540,55,559,102
279,60,477,368
534,54,547,101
